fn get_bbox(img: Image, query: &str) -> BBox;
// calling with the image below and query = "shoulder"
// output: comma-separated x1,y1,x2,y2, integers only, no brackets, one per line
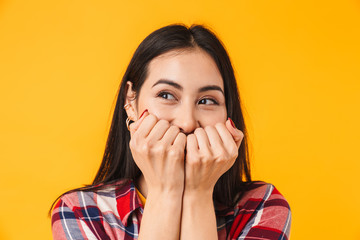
236,181,290,210
52,178,132,216
230,181,292,239
51,179,133,239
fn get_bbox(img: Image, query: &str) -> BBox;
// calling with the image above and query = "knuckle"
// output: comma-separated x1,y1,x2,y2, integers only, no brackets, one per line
153,144,165,154
215,122,223,128
140,142,150,153
194,127,203,134
178,132,186,141
158,119,170,128
129,123,136,132
129,136,140,150
201,157,210,164
168,147,181,158
129,139,135,150
186,150,198,160
187,157,200,166
200,151,211,163
168,149,177,158
231,148,239,158
216,158,225,165
144,138,153,148
239,131,244,138
148,114,158,123
204,125,212,131
187,133,195,140
216,149,227,160
170,125,180,133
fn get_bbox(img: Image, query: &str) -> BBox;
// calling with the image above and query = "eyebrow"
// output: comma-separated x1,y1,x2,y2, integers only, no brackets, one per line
199,85,224,95
152,79,183,90
152,79,224,95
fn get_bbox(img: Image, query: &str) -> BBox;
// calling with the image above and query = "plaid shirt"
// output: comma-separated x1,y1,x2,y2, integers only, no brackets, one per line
51,179,291,240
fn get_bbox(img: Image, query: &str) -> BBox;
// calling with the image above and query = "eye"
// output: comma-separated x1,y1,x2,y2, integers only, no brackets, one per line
157,91,176,100
198,98,218,105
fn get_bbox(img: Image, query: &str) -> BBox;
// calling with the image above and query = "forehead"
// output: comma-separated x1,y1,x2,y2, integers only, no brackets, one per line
144,48,224,89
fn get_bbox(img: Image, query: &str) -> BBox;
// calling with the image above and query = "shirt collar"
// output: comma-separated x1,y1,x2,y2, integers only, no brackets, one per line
115,179,144,227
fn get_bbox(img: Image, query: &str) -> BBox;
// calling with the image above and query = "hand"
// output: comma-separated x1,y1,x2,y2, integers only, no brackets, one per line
129,110,187,195
184,118,244,194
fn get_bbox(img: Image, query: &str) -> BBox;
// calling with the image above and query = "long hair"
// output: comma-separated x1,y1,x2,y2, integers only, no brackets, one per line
49,23,252,216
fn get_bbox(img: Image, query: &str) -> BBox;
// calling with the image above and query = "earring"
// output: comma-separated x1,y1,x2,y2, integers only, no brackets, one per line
124,104,133,130
124,103,131,110
126,117,132,131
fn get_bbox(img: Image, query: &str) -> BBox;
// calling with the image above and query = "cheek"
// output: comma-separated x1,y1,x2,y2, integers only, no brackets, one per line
199,108,227,126
139,100,175,120
149,107,173,120
136,94,165,119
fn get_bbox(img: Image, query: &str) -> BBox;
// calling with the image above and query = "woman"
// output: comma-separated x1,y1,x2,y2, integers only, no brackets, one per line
51,23,291,240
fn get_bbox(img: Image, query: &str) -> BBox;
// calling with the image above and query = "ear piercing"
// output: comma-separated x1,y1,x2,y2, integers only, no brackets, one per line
126,117,132,131
124,104,132,130
123,103,131,110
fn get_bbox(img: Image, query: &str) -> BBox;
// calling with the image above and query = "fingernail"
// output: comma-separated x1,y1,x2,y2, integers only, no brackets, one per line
228,117,236,128
139,109,148,119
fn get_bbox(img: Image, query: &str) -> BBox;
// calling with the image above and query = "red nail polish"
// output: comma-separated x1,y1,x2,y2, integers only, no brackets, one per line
228,117,236,128
139,109,148,118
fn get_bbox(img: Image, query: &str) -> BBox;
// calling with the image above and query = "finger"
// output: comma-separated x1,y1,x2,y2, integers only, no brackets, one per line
214,122,237,150
193,128,210,151
146,119,171,142
161,125,181,145
186,133,198,154
204,125,223,148
129,109,149,133
225,118,244,148
131,113,158,138
173,132,186,149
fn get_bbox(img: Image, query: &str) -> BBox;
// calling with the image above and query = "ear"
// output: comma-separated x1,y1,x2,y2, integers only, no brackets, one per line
124,81,138,121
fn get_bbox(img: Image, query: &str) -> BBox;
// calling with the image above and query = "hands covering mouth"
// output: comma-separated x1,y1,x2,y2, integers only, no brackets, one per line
128,109,244,195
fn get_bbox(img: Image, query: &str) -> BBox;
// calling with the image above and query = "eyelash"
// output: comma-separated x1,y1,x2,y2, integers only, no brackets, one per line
198,98,219,105
157,91,176,100
156,91,219,105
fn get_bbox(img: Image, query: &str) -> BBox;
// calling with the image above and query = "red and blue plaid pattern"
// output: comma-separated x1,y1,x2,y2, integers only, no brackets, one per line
51,179,291,239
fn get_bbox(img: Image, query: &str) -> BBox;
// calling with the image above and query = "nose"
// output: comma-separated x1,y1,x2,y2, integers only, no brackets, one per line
172,105,199,135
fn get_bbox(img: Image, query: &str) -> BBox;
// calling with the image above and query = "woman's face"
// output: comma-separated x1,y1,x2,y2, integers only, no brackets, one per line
128,48,227,134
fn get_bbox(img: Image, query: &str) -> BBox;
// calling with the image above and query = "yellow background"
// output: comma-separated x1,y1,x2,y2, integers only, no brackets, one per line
1,0,359,239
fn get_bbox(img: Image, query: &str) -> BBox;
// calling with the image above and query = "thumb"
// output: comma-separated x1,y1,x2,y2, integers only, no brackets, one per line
129,109,149,134
226,117,244,148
